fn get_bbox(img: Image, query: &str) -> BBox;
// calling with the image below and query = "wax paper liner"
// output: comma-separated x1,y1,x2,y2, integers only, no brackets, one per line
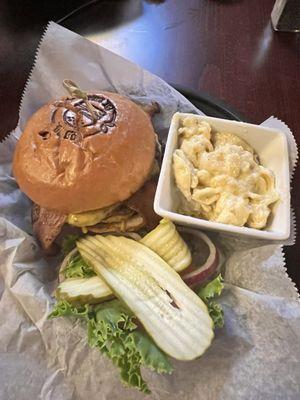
0,22,299,400
261,117,298,246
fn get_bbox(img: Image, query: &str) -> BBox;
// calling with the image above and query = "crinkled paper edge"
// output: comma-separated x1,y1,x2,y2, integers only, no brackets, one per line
261,116,299,298
11,21,53,141
261,116,298,246
281,247,300,302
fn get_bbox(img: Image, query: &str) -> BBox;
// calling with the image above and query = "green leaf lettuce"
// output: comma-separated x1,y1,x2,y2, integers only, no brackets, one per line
198,275,224,328
48,299,172,393
63,252,96,279
48,300,89,319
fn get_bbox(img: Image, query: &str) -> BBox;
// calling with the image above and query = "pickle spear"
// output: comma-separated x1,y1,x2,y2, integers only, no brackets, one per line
56,276,113,305
140,219,191,272
77,235,214,361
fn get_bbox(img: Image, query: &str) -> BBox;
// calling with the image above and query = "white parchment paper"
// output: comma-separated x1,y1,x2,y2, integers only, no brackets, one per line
0,22,299,400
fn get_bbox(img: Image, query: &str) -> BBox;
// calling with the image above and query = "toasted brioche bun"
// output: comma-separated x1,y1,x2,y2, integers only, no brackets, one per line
13,92,156,214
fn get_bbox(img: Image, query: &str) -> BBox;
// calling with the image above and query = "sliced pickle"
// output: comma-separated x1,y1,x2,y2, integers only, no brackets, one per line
77,235,214,361
56,276,113,305
140,219,191,272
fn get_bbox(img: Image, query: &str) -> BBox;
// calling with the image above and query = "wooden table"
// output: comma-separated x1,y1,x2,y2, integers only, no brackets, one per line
0,0,299,286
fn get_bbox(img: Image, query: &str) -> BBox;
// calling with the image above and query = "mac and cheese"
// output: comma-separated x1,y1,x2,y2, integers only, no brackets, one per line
173,116,279,229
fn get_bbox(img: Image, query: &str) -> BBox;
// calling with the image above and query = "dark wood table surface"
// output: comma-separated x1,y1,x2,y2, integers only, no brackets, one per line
0,0,299,286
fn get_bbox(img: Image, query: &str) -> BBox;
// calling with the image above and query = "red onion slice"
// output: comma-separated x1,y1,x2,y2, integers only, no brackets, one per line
178,227,221,288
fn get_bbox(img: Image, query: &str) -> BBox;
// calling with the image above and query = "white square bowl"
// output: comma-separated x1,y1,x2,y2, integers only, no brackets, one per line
154,113,291,241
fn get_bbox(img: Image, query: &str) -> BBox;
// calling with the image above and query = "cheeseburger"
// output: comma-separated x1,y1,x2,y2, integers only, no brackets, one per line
13,91,161,251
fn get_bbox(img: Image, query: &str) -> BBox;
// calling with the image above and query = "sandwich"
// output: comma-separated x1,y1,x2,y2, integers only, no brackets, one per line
12,91,161,252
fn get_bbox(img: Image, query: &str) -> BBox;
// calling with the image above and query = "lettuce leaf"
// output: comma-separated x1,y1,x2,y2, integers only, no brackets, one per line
48,300,89,318
61,235,96,278
198,275,224,328
63,252,96,279
48,299,172,393
128,331,173,374
198,275,224,301
205,301,224,328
